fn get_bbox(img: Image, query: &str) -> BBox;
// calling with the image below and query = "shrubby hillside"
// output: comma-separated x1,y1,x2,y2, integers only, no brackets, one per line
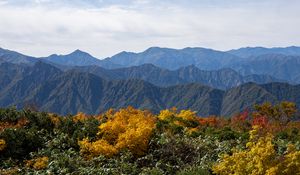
1,102,300,174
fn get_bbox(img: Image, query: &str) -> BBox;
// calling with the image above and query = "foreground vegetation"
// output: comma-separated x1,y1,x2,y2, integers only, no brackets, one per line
1,102,300,174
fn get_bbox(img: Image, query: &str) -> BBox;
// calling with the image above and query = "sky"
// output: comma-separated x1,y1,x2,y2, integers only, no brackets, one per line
0,0,299,58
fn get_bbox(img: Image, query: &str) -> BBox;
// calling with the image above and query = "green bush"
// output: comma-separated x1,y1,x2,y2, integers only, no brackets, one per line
177,166,211,175
0,128,45,159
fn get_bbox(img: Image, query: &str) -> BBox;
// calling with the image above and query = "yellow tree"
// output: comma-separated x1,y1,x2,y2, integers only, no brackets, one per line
78,107,156,158
0,139,6,151
213,126,300,175
157,108,200,134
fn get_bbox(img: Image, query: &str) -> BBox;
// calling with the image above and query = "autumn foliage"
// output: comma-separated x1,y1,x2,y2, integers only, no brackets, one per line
0,117,29,132
0,139,6,151
25,156,49,170
213,126,300,175
78,107,156,158
0,102,299,174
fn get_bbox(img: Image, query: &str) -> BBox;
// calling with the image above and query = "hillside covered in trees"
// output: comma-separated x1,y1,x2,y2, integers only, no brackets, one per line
1,61,300,117
1,102,300,174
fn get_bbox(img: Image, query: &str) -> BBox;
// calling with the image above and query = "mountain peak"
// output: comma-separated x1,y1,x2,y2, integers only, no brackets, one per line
43,49,102,66
144,47,167,52
70,49,90,56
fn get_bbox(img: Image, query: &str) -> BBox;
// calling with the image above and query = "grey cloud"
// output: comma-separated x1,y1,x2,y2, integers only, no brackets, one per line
0,0,299,58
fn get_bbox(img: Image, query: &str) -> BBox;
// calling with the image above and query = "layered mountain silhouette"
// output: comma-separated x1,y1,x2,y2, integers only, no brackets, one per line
103,47,300,83
0,47,37,64
1,46,300,116
0,61,299,117
230,54,300,83
73,64,282,89
227,46,300,58
1,46,299,83
103,47,240,70
43,49,120,68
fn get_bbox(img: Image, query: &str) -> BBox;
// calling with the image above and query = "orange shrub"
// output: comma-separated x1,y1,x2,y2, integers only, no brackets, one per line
198,117,218,127
252,113,269,128
0,118,29,132
230,110,250,131
73,112,91,123
49,114,61,127
25,156,49,170
0,139,6,151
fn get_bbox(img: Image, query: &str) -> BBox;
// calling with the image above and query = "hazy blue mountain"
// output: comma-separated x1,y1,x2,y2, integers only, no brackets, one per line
0,47,37,64
74,64,283,89
230,54,300,83
0,62,299,116
103,47,300,83
1,46,300,84
227,46,300,58
43,49,120,68
104,47,241,70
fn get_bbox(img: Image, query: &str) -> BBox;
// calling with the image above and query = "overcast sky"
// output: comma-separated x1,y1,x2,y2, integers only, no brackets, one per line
0,0,299,58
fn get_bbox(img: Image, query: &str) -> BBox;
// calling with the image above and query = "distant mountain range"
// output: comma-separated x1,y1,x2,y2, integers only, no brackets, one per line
42,49,120,69
0,46,300,116
0,61,299,116
227,46,300,58
103,46,300,83
104,47,239,70
1,46,300,83
230,54,300,83
73,64,282,90
0,47,37,64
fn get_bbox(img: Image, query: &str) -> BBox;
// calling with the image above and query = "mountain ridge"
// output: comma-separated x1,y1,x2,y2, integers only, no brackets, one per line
73,63,283,89
42,50,120,68
1,46,300,84
0,61,299,117
227,46,300,58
